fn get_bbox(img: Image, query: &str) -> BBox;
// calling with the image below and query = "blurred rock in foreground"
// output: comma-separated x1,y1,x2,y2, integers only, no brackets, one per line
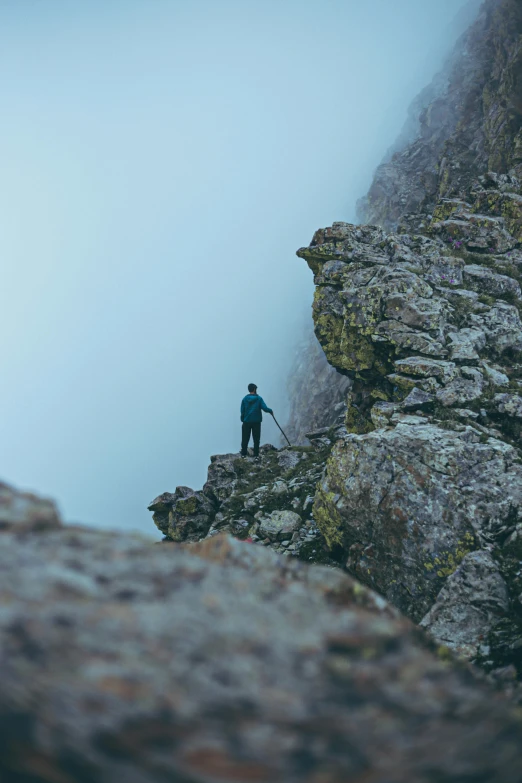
1,479,522,782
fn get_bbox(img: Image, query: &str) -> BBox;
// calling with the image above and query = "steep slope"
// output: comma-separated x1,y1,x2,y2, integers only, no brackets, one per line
294,0,522,675
297,213,522,670
359,0,522,229
284,0,521,442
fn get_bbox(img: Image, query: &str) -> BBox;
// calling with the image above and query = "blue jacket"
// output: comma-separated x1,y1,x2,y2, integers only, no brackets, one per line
241,394,273,423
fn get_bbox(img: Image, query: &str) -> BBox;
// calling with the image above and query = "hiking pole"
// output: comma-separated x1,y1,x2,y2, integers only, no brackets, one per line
271,412,292,448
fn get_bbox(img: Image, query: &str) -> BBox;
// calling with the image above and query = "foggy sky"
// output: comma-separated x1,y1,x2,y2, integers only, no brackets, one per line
1,0,477,536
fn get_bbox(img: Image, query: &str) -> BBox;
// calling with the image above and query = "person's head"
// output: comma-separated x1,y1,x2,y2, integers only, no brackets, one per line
248,383,257,394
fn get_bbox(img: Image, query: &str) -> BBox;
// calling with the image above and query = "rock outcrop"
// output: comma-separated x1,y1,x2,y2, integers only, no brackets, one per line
293,0,522,676
296,194,522,671
149,441,345,565
285,0,522,436
358,0,522,229
2,479,522,782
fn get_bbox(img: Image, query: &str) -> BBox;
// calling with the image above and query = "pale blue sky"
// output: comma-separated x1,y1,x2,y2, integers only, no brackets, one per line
0,0,477,535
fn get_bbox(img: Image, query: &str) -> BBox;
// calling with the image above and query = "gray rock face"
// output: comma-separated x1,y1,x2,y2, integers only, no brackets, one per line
148,485,215,542
433,216,517,255
296,198,522,670
401,387,434,410
258,509,302,541
463,264,522,300
1,490,522,782
314,422,522,624
420,550,510,659
495,393,522,419
298,222,522,387
370,400,398,427
295,125,522,673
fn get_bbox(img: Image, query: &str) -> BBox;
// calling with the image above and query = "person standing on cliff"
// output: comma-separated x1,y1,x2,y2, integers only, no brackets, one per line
240,384,273,458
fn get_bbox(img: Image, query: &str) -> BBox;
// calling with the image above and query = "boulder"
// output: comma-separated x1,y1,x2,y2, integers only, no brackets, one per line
494,394,522,419
297,202,522,670
148,486,215,541
258,509,302,541
313,421,522,630
0,508,521,782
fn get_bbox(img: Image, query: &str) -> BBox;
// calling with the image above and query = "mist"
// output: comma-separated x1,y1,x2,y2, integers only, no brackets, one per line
0,0,477,535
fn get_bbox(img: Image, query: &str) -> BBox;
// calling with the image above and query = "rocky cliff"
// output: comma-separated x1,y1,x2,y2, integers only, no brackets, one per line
359,0,522,229
294,0,522,674
149,0,522,681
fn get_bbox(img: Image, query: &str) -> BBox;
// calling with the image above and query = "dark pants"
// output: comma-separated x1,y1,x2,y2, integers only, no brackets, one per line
241,422,261,456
